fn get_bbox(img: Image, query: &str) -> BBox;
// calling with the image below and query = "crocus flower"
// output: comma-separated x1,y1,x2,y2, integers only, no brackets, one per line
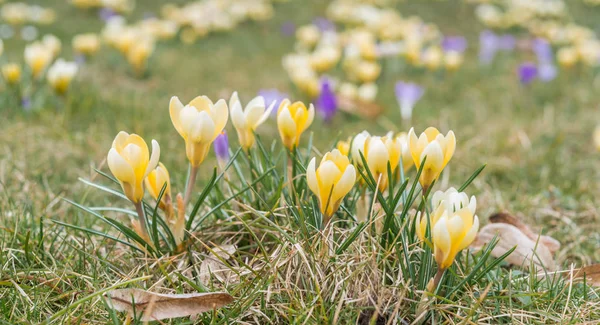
213,131,230,169
229,91,274,150
47,59,78,95
144,162,172,211
538,63,557,82
518,62,538,85
169,95,229,166
24,41,53,78
442,36,467,53
532,38,553,64
479,30,498,64
498,34,516,51
408,127,456,190
2,63,21,85
415,187,477,242
107,131,160,203
351,132,402,192
307,149,356,223
277,99,315,151
395,81,424,121
315,77,337,122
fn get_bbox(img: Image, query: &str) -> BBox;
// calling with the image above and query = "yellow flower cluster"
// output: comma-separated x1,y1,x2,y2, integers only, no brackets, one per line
161,0,278,44
102,18,158,76
474,0,600,69
283,0,459,104
0,2,56,26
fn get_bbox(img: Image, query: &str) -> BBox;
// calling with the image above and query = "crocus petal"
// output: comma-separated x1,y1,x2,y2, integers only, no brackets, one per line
108,148,135,183
144,139,160,178
331,164,356,202
433,217,452,268
211,99,229,139
169,97,185,138
306,158,319,196
458,215,479,251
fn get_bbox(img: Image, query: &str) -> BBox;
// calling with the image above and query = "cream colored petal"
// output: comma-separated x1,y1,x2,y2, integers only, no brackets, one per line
277,107,297,138
230,100,246,130
424,127,440,140
468,196,477,214
408,128,421,166
189,95,212,111
302,103,315,132
112,131,130,151
144,140,160,178
244,96,266,129
420,141,445,170
458,215,479,251
169,97,185,137
306,158,319,197
211,99,229,139
433,217,452,267
317,161,342,190
229,91,240,109
107,148,135,183
366,138,390,174
443,130,456,166
257,100,276,126
331,164,356,202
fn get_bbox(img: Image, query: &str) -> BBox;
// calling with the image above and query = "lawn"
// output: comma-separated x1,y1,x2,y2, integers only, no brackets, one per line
1,0,600,324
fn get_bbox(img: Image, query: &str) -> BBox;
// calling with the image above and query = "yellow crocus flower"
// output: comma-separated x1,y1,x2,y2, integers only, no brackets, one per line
444,51,464,71
229,91,275,150
393,132,414,172
144,162,172,211
47,59,78,95
415,187,477,242
408,127,456,190
2,63,21,85
72,33,101,56
336,138,351,157
431,206,479,269
107,131,160,203
127,39,154,75
170,95,229,167
352,131,402,191
307,149,356,221
42,34,62,58
24,42,53,79
277,99,315,151
423,46,443,70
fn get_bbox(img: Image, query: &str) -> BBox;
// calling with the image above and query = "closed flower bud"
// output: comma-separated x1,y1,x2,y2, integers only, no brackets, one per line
144,162,172,211
307,149,356,221
229,91,275,150
352,131,402,191
277,99,315,151
336,138,351,157
170,95,229,167
2,63,21,85
107,132,160,203
408,127,456,190
47,59,78,95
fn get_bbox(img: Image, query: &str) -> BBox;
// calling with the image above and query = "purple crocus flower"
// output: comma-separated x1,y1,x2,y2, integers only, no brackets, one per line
532,38,553,63
280,22,296,37
518,62,538,85
313,17,335,32
395,81,425,120
442,36,467,53
98,7,117,22
213,131,230,164
479,30,499,64
498,34,516,51
315,78,337,122
258,89,288,116
538,63,557,82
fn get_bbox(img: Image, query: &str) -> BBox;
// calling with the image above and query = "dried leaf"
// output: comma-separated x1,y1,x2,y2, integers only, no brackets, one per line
471,223,557,271
489,212,560,253
105,289,233,321
199,244,238,284
572,264,600,286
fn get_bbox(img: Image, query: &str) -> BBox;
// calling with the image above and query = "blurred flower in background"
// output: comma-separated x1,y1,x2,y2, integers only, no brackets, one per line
315,77,337,122
395,81,424,121
518,62,538,85
47,59,78,95
258,88,288,116
214,131,230,171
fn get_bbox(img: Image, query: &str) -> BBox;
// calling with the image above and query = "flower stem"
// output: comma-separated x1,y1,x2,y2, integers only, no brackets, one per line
134,201,149,239
431,268,446,292
184,165,199,207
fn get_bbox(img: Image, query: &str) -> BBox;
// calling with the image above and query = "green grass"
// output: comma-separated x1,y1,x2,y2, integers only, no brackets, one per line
1,0,600,324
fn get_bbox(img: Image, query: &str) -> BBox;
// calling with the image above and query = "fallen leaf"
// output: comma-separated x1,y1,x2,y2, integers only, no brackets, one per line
199,244,238,284
471,222,557,271
489,212,560,254
572,264,600,286
105,289,233,321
